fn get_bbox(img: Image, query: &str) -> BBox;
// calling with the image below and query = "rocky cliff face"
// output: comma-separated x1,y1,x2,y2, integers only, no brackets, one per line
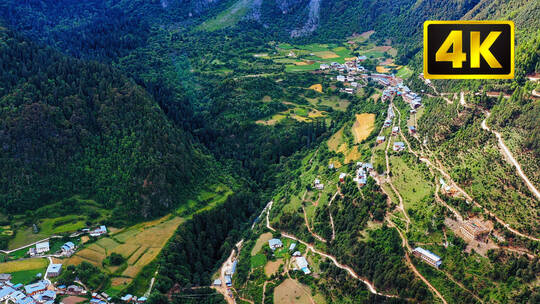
290,0,321,37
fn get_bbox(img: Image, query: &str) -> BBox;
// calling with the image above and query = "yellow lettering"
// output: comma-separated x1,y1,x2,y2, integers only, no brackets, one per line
470,31,502,68
435,31,467,68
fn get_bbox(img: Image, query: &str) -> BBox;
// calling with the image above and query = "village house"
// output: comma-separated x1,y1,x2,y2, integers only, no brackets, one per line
383,119,392,128
212,279,221,286
61,241,75,254
376,136,386,144
339,172,347,183
357,55,367,61
289,243,296,251
346,75,355,82
15,296,34,304
90,225,107,237
391,126,399,136
411,99,422,109
388,105,395,119
393,142,406,152
413,247,442,268
35,242,49,254
351,81,358,88
408,126,416,134
35,290,56,303
46,263,62,278
295,257,311,274
320,63,329,70
225,260,237,276
336,75,345,82
225,275,232,287
461,220,490,241
292,251,302,257
0,286,15,301
66,285,85,295
343,88,354,94
0,274,11,282
9,290,25,302
121,294,133,302
24,281,47,296
363,163,374,172
268,239,283,251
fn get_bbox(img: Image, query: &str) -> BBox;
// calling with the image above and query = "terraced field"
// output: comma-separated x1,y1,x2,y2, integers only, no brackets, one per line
67,216,184,282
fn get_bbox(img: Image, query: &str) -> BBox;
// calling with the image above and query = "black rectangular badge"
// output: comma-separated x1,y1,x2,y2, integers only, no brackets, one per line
424,21,514,79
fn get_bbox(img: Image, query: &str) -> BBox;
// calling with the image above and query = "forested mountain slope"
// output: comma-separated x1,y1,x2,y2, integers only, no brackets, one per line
0,27,214,222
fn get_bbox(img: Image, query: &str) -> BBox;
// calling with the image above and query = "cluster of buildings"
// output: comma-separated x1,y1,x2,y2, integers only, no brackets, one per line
320,56,367,74
320,58,370,95
353,162,374,187
56,284,85,296
383,104,395,128
119,294,146,303
0,279,56,304
28,240,78,258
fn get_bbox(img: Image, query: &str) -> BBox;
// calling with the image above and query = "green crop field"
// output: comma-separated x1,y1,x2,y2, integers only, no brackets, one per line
251,253,267,268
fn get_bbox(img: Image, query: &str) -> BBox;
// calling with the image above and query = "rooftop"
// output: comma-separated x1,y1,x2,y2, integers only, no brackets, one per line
414,247,441,262
24,281,47,294
47,264,62,273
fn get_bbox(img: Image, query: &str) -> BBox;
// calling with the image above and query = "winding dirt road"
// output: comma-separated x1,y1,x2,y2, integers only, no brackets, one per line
481,111,540,202
302,206,328,243
265,201,398,298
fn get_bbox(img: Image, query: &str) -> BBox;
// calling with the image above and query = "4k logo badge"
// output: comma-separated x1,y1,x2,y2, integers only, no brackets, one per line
424,21,514,79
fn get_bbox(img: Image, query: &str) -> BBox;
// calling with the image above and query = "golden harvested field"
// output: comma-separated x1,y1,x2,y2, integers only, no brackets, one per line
265,259,283,276
96,238,121,250
360,30,375,39
113,229,139,243
295,60,315,66
274,278,313,304
352,113,375,143
313,51,339,59
308,109,325,119
344,57,357,61
126,246,145,264
122,265,141,278
251,232,273,256
308,84,323,93
68,216,183,279
133,248,160,267
0,258,47,273
111,277,132,287
376,66,390,73
327,127,344,152
80,236,89,244
75,248,105,264
344,146,362,163
111,243,140,258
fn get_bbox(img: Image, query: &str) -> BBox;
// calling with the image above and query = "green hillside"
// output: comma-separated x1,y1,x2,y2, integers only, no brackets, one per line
0,28,214,223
